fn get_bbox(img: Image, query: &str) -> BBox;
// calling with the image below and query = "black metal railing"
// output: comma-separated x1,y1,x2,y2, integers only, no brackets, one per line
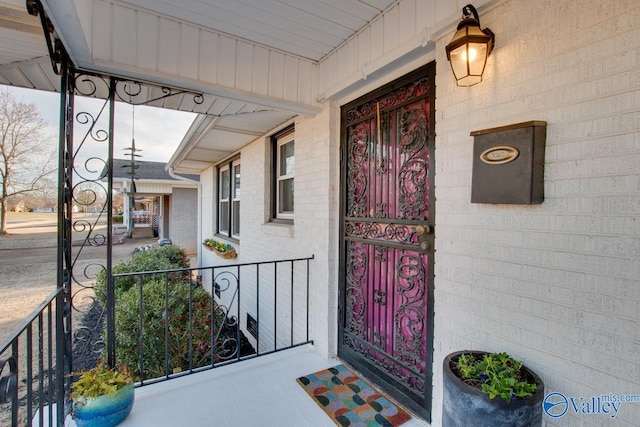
112,256,314,386
0,287,69,427
0,255,314,425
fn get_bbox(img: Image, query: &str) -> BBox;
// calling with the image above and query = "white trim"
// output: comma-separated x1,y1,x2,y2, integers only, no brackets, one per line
231,159,241,239
275,131,294,220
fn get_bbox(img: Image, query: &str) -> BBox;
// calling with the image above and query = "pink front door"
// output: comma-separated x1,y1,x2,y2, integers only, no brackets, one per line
339,63,435,421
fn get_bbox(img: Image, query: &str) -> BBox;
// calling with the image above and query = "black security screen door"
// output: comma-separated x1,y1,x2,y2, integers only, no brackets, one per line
339,62,435,421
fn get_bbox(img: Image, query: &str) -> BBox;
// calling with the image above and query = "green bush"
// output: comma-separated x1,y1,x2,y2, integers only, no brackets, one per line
94,244,242,380
95,245,190,304
114,280,226,379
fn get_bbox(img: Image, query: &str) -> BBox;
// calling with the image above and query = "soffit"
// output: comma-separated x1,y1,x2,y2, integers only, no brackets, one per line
169,110,295,174
0,1,58,89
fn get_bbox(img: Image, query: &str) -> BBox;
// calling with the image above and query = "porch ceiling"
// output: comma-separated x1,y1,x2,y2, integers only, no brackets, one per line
0,1,58,90
0,0,477,174
0,0,398,110
169,110,295,174
114,0,394,62
0,0,397,173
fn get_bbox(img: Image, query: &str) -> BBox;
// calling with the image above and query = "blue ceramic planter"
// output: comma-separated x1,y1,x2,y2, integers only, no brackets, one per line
73,384,135,427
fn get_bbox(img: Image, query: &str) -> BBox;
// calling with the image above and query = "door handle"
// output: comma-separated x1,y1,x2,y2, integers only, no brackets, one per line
414,224,432,252
415,225,431,235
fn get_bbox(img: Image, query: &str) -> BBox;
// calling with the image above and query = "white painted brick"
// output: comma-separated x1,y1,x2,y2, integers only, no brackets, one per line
431,0,640,424
170,187,198,254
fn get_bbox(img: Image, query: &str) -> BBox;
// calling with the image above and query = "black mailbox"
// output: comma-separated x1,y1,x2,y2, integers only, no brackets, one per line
470,121,547,204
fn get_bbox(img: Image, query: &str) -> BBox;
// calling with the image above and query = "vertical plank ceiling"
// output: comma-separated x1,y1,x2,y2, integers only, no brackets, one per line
0,0,402,172
0,0,400,104
123,0,397,61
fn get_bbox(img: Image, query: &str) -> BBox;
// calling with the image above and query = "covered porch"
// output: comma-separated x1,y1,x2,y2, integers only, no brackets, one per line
1,0,639,426
80,345,426,427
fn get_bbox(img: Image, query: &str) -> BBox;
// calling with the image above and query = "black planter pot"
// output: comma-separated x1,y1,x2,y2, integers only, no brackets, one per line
442,351,544,427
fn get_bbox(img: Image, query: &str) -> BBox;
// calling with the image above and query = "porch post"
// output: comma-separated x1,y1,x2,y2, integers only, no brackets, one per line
56,51,74,426
106,77,116,366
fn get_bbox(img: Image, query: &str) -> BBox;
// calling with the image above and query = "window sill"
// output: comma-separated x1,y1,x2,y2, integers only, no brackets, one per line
262,221,294,238
215,234,239,245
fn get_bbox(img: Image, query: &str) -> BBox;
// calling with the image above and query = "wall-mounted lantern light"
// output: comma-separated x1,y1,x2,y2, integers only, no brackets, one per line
445,4,495,87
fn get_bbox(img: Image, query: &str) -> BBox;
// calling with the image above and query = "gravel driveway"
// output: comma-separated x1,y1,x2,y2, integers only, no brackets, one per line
0,213,157,341
0,213,163,425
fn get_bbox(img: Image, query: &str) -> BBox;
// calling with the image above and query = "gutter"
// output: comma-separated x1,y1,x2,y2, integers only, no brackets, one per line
168,167,203,269
167,114,219,169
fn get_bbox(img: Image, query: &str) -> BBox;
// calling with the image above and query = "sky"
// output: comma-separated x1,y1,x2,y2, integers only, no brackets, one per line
5,85,197,165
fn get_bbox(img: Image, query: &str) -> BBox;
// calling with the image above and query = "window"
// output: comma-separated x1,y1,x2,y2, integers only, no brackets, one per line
273,128,294,220
218,157,240,239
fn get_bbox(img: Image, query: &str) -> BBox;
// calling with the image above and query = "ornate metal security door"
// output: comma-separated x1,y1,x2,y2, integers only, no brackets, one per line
339,63,435,421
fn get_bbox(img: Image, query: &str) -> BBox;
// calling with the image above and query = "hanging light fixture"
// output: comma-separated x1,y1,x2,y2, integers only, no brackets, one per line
445,4,495,87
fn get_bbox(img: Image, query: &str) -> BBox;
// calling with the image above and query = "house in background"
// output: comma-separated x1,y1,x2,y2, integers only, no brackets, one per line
111,159,199,254
0,0,639,425
7,199,26,213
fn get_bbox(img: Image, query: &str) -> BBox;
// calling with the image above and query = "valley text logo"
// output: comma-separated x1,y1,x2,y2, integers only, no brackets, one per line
543,391,640,419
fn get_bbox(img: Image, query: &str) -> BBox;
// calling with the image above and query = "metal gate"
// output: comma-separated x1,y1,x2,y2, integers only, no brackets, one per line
339,63,435,421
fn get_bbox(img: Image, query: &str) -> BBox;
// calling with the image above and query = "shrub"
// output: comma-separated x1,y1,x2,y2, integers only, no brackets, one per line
95,245,190,304
114,280,227,379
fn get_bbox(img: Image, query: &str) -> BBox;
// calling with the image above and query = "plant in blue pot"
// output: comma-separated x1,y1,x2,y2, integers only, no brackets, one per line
69,360,136,427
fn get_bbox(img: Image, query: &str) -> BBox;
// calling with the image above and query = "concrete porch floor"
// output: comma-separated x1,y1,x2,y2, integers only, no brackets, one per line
66,344,429,426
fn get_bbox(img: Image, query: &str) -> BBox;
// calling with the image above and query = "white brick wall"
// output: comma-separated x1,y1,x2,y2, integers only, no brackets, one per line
432,0,640,425
198,103,341,358
169,187,198,255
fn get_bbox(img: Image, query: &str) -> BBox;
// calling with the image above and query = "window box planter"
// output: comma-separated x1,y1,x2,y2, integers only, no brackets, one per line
203,239,237,259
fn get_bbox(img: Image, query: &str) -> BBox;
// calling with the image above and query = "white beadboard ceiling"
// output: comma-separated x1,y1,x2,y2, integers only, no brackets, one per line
1,0,400,101
0,1,59,90
121,0,395,62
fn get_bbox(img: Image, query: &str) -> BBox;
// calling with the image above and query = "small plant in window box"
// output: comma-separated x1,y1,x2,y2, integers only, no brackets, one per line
203,238,237,259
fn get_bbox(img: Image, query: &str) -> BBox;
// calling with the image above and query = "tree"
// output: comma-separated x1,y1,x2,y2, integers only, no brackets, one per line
25,175,57,211
0,89,56,234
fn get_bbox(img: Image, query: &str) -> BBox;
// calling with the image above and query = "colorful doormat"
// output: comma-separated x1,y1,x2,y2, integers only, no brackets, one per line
297,364,411,427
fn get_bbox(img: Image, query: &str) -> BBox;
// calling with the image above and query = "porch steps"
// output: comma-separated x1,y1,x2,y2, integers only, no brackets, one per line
131,227,154,239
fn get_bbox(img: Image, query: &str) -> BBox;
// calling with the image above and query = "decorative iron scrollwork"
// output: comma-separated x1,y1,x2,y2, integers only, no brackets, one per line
395,254,427,369
0,356,18,404
345,242,367,338
67,71,206,364
345,221,417,245
115,80,204,106
398,102,430,220
344,78,429,126
346,123,369,217
212,271,241,361
342,334,425,394
373,289,387,306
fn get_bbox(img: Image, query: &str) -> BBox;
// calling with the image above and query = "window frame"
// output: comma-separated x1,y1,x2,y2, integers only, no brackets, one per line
217,156,240,241
271,127,295,222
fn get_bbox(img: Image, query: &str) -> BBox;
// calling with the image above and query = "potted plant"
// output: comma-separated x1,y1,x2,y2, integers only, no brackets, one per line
69,360,136,427
443,351,544,427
